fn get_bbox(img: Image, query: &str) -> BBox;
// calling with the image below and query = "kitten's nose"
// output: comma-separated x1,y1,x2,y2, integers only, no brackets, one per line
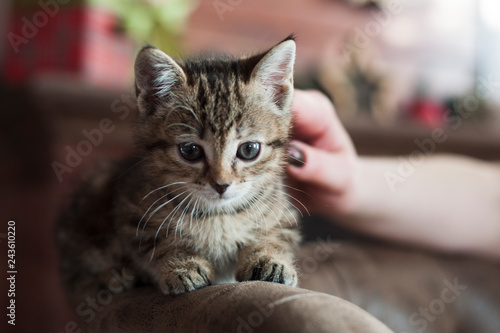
212,183,230,195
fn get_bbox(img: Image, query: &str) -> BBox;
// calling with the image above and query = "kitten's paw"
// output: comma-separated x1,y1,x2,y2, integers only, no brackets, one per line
236,256,297,287
159,258,214,295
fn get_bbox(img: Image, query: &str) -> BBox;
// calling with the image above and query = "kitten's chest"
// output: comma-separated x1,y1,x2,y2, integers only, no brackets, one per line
190,214,254,263
184,214,254,284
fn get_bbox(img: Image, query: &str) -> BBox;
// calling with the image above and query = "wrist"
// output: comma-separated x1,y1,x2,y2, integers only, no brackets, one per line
333,156,388,220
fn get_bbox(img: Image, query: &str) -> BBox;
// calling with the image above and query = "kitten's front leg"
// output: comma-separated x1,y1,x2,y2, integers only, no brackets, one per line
237,252,298,287
156,255,214,295
235,229,300,287
137,241,215,295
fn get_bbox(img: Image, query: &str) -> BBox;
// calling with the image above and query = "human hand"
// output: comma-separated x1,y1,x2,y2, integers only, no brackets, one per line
286,90,359,216
287,91,500,259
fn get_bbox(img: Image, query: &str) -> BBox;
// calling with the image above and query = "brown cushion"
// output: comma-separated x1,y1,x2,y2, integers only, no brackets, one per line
89,281,393,333
298,242,500,333
87,241,500,332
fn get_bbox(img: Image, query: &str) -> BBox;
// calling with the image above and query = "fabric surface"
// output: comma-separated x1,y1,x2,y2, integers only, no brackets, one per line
298,242,500,333
89,281,393,333
86,241,500,333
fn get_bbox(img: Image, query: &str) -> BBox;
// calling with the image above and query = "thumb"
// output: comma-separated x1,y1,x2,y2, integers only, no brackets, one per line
287,141,354,195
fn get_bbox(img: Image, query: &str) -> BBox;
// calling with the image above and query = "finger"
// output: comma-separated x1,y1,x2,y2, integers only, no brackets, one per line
286,180,338,213
286,140,353,194
283,178,315,215
291,90,351,152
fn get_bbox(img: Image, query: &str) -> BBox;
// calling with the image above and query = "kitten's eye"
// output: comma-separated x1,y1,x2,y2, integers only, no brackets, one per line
237,142,261,161
178,143,204,162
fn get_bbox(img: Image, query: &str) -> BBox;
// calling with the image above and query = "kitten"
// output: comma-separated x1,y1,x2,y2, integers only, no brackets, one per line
57,36,301,301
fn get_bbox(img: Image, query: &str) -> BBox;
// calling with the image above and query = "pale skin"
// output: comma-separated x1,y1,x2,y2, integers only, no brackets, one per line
287,90,500,259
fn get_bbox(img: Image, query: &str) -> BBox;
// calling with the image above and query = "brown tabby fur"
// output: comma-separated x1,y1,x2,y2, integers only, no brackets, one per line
57,36,301,304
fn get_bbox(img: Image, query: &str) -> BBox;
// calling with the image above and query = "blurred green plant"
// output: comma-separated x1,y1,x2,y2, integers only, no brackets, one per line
93,0,199,54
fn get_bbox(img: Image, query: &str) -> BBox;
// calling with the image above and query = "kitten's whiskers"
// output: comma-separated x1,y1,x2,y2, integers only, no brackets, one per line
136,183,189,236
175,196,194,239
189,198,200,232
142,181,188,201
267,192,299,226
282,184,314,199
246,190,268,237
276,189,310,217
138,185,189,237
140,189,188,251
150,193,192,261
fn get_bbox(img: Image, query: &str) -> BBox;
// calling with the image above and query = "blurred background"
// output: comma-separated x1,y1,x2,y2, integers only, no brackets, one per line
1,0,500,332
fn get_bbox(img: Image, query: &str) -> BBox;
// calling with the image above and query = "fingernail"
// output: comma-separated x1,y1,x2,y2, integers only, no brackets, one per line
287,144,305,168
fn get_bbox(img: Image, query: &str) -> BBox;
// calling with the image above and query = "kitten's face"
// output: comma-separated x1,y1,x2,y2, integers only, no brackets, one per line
135,39,295,214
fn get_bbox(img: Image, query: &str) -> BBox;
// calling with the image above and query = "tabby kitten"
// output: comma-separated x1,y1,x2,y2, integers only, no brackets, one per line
58,36,301,301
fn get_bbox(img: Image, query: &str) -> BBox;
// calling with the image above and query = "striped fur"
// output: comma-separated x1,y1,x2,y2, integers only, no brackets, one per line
57,37,301,301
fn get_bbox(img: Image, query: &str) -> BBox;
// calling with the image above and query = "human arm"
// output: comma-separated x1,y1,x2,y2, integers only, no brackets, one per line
287,90,500,258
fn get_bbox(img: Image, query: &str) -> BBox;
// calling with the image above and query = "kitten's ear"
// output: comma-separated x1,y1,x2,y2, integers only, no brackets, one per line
250,38,296,111
134,46,186,117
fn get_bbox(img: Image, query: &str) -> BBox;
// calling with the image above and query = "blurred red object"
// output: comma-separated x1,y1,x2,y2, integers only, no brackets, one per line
408,98,446,127
3,6,134,89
